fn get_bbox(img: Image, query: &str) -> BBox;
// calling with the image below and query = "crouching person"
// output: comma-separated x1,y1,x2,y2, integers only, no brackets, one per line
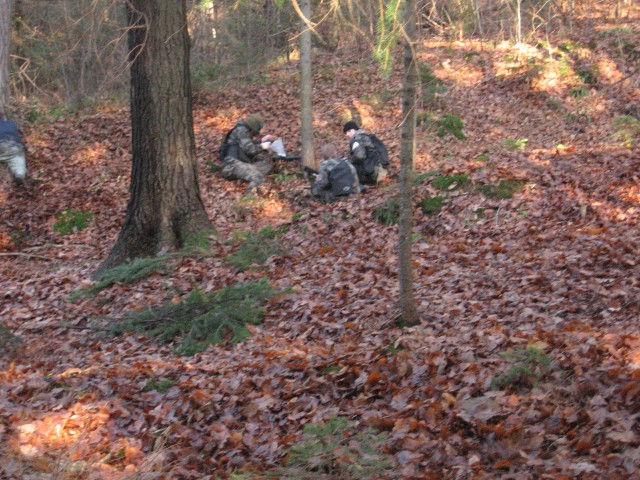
0,114,27,185
311,144,360,203
219,114,276,195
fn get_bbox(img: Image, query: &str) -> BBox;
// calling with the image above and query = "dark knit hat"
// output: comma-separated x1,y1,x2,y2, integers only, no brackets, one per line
245,114,264,134
343,121,359,133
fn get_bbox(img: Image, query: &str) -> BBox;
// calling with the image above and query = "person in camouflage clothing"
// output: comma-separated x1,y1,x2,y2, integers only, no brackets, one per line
0,112,27,185
343,120,386,185
220,114,276,194
311,144,360,202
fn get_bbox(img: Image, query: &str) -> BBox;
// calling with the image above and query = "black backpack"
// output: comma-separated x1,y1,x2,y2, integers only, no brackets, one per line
219,128,242,162
369,134,389,168
328,160,357,196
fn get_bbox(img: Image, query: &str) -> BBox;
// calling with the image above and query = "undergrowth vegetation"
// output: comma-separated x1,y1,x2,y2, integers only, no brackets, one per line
226,226,288,270
275,417,392,479
112,279,287,356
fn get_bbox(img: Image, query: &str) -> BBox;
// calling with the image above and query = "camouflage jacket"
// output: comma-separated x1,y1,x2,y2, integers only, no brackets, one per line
348,130,375,165
222,120,265,164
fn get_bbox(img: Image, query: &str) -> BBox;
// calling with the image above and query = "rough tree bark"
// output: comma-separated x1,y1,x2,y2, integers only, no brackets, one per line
398,0,420,326
299,0,316,169
0,0,12,114
96,0,211,275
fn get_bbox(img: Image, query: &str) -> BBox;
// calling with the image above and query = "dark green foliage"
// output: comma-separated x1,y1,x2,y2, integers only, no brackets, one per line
113,279,285,356
207,160,222,173
412,170,441,185
53,209,94,235
504,138,528,151
277,417,392,479
576,66,599,85
419,64,446,103
143,378,175,393
373,200,399,225
436,114,466,140
183,228,217,250
477,180,525,199
432,174,470,191
612,115,640,147
491,345,551,390
0,324,22,351
226,226,288,270
420,195,445,215
69,256,172,301
569,87,591,98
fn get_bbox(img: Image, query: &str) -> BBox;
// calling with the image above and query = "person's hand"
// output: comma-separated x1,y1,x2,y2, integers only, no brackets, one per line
260,141,272,150
262,134,277,142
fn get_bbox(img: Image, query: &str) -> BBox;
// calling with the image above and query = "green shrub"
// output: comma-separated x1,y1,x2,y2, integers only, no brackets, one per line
373,200,399,225
491,344,551,390
412,170,441,185
53,209,94,235
436,114,466,140
207,160,222,173
504,138,528,152
576,66,599,85
0,324,22,351
113,279,286,356
419,64,446,103
143,378,175,393
226,226,288,270
569,87,591,98
69,255,172,301
277,417,392,479
432,174,470,191
612,115,640,147
477,180,525,199
420,195,444,215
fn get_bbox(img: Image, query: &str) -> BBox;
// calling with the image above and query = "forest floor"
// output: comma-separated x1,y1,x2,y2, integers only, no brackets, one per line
1,9,639,480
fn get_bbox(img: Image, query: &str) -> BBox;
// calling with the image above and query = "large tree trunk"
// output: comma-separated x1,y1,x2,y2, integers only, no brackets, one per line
398,0,419,326
0,0,12,114
96,0,211,274
299,0,316,169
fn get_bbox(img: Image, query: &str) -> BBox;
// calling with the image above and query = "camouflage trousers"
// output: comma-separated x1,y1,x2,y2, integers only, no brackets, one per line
0,139,27,181
221,158,273,191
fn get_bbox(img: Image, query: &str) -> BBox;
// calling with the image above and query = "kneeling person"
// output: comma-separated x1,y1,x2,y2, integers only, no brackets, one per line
0,114,27,185
311,144,360,203
220,114,275,194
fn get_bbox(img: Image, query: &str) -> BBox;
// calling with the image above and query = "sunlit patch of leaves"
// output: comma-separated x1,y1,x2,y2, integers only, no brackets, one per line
436,114,466,140
612,115,640,148
432,174,470,191
491,344,552,391
504,138,528,152
226,225,288,270
53,209,94,235
420,195,445,215
69,255,173,301
477,180,525,199
113,280,286,356
373,199,399,225
276,417,392,479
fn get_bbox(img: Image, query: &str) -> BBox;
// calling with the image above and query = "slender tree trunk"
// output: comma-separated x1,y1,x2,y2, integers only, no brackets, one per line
0,0,12,114
398,0,419,326
96,0,211,275
299,0,315,169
